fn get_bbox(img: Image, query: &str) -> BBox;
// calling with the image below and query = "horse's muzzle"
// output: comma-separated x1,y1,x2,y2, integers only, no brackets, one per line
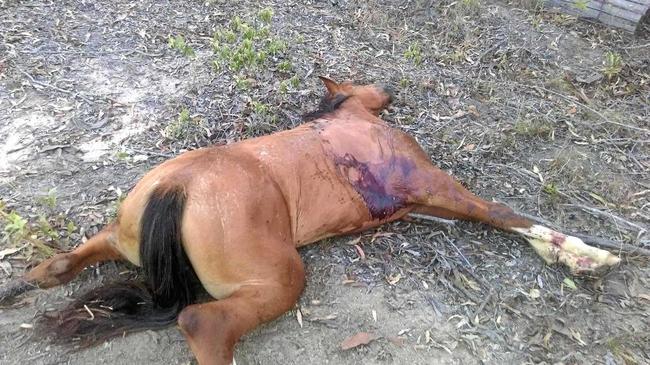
380,84,395,103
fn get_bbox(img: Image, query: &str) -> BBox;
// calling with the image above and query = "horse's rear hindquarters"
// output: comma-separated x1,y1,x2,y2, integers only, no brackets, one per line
179,160,299,300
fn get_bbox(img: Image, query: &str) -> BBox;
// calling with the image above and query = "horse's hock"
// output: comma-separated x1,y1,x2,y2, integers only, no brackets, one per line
545,0,650,32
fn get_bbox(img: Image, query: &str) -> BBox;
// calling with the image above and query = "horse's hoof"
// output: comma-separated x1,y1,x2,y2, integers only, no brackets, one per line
514,225,621,275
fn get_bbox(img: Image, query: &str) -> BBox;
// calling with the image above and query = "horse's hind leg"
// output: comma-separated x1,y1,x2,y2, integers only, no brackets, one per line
0,224,122,302
177,246,305,365
407,166,620,274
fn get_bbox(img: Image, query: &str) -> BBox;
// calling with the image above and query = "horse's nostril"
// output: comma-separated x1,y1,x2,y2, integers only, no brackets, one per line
380,84,395,103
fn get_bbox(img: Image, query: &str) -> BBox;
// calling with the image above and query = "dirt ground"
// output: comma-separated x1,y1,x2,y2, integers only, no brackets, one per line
1,0,649,364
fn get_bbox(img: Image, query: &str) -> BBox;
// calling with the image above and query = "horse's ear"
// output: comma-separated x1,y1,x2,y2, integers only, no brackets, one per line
318,76,340,95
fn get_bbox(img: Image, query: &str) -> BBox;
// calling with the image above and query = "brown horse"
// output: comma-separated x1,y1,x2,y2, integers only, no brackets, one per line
0,77,619,365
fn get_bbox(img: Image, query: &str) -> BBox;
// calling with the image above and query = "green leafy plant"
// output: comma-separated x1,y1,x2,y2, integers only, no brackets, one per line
279,80,289,94
3,211,28,238
289,75,300,88
573,0,588,11
39,188,57,209
277,60,292,72
266,39,286,55
212,15,287,73
543,183,559,197
168,35,195,57
602,51,623,80
235,76,252,90
230,16,244,32
37,216,59,240
252,101,270,115
0,200,80,260
404,42,422,65
258,7,273,23
164,108,203,140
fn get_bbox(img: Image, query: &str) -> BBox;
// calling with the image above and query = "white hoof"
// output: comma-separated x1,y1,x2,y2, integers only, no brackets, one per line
513,225,620,274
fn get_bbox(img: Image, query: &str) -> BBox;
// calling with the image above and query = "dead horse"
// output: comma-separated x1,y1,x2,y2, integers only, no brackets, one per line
0,77,619,365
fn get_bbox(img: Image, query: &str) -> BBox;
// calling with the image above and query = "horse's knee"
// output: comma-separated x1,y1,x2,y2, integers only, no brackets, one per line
178,304,238,365
177,305,201,337
178,304,232,340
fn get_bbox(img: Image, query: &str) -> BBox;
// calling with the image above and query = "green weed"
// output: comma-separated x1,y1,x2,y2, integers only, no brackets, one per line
277,60,292,72
573,0,588,11
513,119,553,139
602,51,623,80
404,42,423,65
0,198,86,260
3,211,27,238
235,76,252,90
252,101,270,115
266,39,286,55
213,14,287,73
543,183,559,197
164,108,205,140
37,216,59,240
168,35,195,57
289,75,300,88
279,80,289,94
39,188,57,209
258,7,273,23
115,151,130,160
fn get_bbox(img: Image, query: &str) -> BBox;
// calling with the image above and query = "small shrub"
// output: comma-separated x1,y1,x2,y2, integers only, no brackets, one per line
213,14,288,73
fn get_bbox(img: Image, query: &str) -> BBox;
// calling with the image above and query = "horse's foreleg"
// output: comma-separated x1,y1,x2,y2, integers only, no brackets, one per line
0,224,123,302
177,248,305,365
408,168,620,274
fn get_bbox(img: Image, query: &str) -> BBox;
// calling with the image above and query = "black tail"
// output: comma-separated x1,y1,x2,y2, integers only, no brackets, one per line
37,186,200,347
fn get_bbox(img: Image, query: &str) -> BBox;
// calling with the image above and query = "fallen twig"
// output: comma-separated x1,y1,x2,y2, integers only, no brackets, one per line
562,204,647,233
471,291,493,325
408,213,456,226
407,211,650,256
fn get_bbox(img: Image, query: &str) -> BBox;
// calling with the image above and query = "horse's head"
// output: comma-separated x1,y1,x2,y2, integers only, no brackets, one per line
318,76,393,116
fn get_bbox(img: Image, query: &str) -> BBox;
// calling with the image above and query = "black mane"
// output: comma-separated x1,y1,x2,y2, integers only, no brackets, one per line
302,93,351,122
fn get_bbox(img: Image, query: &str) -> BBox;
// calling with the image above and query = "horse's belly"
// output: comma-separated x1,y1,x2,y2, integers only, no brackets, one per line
293,189,369,246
